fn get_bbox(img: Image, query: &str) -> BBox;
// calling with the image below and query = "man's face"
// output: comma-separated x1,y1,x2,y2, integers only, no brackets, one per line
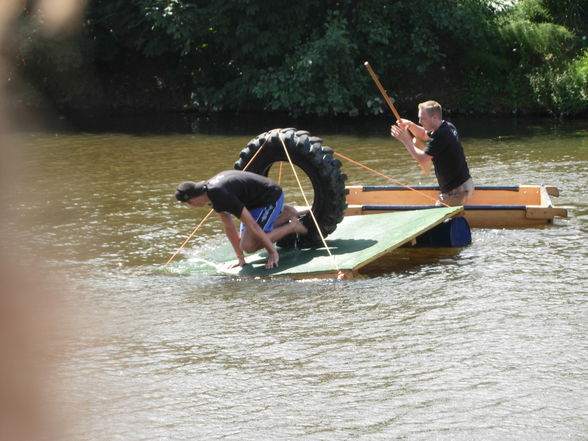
185,194,207,208
418,109,436,131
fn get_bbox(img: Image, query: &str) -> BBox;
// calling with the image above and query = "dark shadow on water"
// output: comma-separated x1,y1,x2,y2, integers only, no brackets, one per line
359,247,463,275
25,108,390,137
19,106,588,140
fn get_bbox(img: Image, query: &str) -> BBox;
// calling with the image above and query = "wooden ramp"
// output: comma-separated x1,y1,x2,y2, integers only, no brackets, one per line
168,206,463,279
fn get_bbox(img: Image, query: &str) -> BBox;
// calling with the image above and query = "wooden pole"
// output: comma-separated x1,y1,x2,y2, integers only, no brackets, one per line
364,61,429,176
364,61,402,122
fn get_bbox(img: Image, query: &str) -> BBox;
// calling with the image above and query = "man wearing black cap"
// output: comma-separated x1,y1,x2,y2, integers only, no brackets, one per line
175,170,307,269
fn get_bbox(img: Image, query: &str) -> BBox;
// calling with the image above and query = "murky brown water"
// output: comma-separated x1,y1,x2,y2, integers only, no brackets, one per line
2,115,587,440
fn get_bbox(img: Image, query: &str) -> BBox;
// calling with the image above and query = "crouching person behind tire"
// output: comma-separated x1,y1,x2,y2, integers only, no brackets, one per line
175,170,308,269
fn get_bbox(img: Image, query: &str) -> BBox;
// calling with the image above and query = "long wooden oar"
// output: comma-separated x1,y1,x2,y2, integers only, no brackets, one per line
364,61,430,176
364,61,403,122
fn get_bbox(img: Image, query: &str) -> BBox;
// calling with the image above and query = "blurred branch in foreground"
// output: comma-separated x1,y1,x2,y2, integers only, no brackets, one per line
0,2,87,441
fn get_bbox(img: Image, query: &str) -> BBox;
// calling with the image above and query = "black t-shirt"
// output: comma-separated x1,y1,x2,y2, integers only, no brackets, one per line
424,121,471,193
206,170,282,218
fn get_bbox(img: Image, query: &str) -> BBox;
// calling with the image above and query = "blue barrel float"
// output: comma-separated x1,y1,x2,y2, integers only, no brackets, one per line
415,216,472,247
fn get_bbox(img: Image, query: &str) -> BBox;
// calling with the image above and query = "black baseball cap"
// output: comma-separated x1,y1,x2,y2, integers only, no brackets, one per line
175,181,207,202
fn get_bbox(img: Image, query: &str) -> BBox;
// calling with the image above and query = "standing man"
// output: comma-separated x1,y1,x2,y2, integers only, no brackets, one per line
390,100,474,206
175,170,307,269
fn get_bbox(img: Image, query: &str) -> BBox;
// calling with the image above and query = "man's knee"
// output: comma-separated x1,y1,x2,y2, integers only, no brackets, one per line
240,233,264,253
440,192,469,206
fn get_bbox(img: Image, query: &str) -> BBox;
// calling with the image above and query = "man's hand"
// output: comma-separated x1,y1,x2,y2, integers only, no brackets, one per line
265,249,279,269
396,118,412,131
390,124,411,145
225,255,246,270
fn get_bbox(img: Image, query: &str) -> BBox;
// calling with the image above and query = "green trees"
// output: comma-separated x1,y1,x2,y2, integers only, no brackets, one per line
489,0,588,116
16,0,588,117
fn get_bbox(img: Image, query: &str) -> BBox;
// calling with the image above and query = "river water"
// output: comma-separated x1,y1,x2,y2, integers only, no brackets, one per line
2,114,587,440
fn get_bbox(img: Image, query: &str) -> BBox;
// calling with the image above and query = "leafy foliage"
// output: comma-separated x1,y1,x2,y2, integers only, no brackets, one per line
15,0,588,117
529,50,588,116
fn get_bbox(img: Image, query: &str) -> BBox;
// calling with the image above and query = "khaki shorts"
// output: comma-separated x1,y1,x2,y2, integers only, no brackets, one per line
437,177,474,206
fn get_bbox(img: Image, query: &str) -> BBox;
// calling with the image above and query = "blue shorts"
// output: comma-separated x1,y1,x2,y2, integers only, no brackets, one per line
240,192,285,234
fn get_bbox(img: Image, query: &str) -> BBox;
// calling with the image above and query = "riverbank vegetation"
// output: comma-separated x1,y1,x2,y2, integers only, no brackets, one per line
13,0,588,118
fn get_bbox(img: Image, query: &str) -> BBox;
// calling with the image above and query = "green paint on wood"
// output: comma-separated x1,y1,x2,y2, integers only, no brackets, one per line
167,207,463,278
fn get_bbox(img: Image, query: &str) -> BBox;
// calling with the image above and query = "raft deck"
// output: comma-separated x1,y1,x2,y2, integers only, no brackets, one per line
168,206,463,279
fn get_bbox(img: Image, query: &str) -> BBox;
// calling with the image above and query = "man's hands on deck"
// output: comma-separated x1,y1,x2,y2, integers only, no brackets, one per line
226,255,246,270
265,249,279,269
224,249,279,270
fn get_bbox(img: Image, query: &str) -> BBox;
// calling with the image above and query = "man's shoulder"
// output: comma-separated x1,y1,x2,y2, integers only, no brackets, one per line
434,121,460,140
436,120,451,131
208,170,239,186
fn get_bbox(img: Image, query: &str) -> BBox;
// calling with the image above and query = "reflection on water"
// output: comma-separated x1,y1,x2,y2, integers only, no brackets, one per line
4,115,588,440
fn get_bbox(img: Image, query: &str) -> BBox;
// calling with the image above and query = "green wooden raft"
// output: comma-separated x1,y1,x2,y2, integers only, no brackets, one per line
166,206,463,279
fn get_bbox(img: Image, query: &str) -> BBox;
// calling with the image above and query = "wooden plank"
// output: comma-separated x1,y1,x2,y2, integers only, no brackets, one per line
346,184,555,206
168,207,463,279
344,184,567,227
526,205,568,220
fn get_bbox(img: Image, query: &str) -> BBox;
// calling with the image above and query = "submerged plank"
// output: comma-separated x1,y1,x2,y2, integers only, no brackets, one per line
168,206,463,278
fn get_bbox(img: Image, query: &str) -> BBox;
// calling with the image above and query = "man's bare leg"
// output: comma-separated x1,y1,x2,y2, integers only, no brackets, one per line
274,204,310,227
241,218,308,253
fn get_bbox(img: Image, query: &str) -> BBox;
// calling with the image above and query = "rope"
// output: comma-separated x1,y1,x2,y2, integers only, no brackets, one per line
278,132,345,278
242,136,270,172
333,151,450,208
163,208,214,268
277,161,283,184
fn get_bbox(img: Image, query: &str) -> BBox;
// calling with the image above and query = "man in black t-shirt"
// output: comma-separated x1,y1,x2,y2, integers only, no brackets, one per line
390,100,474,206
175,170,308,269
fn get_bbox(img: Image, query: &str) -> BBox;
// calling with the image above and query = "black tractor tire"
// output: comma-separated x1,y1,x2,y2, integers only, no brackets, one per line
234,128,347,248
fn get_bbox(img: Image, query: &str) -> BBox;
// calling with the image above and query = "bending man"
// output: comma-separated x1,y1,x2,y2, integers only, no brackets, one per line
175,170,307,269
390,100,474,206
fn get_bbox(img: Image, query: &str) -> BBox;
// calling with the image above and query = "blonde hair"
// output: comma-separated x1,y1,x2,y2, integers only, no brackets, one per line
418,100,442,119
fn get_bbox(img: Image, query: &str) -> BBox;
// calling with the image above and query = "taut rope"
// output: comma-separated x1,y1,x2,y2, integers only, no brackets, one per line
278,132,345,279
334,151,449,207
